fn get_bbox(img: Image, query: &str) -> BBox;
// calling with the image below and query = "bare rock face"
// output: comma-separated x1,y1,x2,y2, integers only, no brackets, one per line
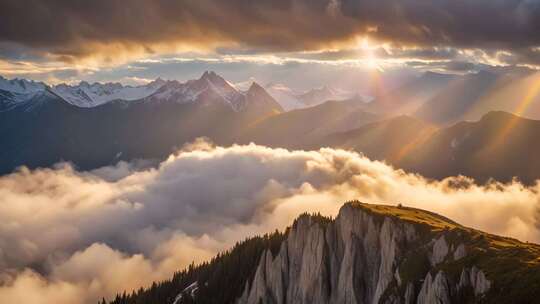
417,271,451,304
453,244,467,261
458,267,491,296
430,236,449,266
236,203,491,304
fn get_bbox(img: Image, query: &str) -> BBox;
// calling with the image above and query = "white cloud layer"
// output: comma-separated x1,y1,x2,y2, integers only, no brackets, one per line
0,141,539,303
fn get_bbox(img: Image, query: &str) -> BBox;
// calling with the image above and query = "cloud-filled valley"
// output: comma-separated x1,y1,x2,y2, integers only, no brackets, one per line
1,141,539,303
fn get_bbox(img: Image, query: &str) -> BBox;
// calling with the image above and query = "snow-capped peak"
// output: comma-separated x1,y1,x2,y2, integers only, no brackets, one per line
0,76,47,94
51,79,166,107
0,76,51,111
296,85,353,107
264,82,304,111
264,82,356,111
200,71,242,103
145,71,248,111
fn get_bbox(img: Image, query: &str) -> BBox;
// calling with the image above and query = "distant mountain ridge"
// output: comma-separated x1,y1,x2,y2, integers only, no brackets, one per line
0,75,165,108
239,107,540,183
264,82,359,111
0,75,47,93
315,111,540,184
52,78,167,107
0,73,351,112
0,71,284,112
296,85,354,107
5,69,540,121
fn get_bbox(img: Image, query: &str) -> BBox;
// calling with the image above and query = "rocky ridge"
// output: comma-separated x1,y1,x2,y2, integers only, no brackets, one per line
236,202,539,304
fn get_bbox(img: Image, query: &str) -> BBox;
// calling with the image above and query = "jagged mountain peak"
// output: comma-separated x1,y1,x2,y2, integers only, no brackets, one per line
247,81,265,93
149,77,167,88
0,75,48,94
200,70,221,81
197,70,235,90
146,71,243,109
0,75,51,110
146,73,282,113
243,81,284,113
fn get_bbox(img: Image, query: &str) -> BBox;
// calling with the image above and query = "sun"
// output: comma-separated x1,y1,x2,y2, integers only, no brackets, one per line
365,53,380,69
359,37,382,70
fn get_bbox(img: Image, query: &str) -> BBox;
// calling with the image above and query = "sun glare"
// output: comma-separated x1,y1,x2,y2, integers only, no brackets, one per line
359,37,382,71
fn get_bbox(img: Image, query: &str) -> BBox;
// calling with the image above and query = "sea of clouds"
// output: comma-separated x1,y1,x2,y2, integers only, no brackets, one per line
0,140,539,303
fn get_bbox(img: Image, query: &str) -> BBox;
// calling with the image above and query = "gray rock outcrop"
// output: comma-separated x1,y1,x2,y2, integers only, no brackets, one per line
236,203,491,304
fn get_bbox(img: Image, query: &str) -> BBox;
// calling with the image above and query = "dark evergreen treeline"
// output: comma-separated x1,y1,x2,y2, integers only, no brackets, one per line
105,230,287,304
104,212,333,304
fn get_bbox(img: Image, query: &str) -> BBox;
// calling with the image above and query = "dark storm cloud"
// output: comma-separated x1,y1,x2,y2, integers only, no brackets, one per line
340,0,540,49
0,0,356,60
0,0,539,63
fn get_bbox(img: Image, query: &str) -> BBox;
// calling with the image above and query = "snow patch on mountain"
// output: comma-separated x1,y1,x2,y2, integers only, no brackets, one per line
0,76,52,111
264,82,304,111
264,82,359,111
145,71,274,112
0,76,47,94
297,85,354,107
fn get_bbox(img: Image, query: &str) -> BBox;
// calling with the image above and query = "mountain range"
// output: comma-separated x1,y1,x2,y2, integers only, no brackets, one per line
0,71,283,173
105,201,540,304
2,70,540,183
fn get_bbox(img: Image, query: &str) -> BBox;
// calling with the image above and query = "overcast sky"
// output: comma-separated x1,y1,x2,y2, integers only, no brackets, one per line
1,0,539,86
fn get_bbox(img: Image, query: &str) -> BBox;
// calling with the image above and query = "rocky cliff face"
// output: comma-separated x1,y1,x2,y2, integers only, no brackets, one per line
237,203,491,304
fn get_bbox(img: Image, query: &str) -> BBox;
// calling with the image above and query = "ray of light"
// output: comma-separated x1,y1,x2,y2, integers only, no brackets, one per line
392,126,438,164
359,37,384,72
513,78,540,117
492,77,540,149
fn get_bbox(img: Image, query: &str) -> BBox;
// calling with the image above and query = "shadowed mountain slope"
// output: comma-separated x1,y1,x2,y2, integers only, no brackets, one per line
237,100,381,149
